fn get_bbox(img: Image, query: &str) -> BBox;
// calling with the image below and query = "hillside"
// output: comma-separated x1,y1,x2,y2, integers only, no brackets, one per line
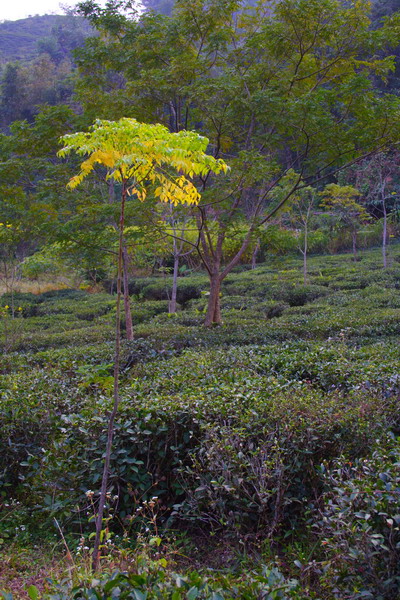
0,14,93,64
0,246,400,598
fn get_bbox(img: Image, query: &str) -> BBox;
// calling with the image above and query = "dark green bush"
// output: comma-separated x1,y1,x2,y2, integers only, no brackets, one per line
0,368,86,490
176,391,397,534
141,282,203,304
126,276,207,304
313,436,400,599
0,291,41,316
270,284,329,306
58,562,301,599
24,404,201,525
0,291,40,305
39,289,87,300
1,244,400,599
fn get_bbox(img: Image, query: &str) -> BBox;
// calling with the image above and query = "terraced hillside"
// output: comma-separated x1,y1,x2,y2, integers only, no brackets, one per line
0,246,400,599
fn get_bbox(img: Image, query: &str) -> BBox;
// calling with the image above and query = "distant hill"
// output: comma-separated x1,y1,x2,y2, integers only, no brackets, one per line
0,14,94,65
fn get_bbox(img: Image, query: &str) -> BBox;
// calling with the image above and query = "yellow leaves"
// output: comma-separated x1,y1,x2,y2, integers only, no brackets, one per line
59,117,229,206
67,174,85,190
320,183,370,221
153,173,201,206
128,185,147,202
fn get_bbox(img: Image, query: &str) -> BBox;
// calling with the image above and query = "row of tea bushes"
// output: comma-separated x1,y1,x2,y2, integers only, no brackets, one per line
1,246,400,598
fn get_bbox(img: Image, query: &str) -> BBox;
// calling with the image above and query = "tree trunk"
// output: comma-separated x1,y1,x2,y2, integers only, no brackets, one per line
204,274,222,326
352,231,357,262
92,181,127,572
122,244,133,341
169,253,179,314
251,240,260,270
382,201,387,269
303,225,308,284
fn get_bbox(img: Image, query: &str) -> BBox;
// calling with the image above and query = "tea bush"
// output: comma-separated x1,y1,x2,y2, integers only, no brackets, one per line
59,562,302,600
126,276,208,304
1,245,400,598
313,436,400,599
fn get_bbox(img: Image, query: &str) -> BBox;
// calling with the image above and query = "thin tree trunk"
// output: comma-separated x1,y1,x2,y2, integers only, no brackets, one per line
303,224,308,284
352,231,357,262
169,252,179,314
251,240,260,270
122,244,133,341
92,181,127,573
110,179,133,339
204,274,222,326
382,201,387,269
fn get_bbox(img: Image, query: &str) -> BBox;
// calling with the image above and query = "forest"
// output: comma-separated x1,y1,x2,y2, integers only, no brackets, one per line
0,0,400,598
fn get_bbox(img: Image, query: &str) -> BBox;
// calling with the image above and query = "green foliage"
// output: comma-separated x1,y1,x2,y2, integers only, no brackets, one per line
1,246,400,597
314,436,400,599
7,556,301,600
60,562,301,599
127,276,207,304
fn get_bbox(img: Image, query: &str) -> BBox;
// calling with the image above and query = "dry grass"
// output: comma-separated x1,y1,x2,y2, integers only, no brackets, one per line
0,543,149,598
0,279,72,296
0,546,67,598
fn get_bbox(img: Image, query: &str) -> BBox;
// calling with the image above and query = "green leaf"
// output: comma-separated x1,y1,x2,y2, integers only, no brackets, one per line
27,586,40,600
132,590,147,600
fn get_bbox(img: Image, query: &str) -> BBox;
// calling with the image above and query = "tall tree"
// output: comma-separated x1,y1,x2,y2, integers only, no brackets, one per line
0,63,29,127
0,105,81,258
59,117,227,570
75,0,400,324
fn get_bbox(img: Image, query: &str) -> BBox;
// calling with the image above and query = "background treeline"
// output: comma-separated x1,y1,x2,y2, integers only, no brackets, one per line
1,0,400,317
0,14,94,126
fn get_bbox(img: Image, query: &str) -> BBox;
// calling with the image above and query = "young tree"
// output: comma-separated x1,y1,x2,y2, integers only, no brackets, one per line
344,151,400,268
75,0,400,324
59,117,227,571
284,184,319,284
320,184,370,261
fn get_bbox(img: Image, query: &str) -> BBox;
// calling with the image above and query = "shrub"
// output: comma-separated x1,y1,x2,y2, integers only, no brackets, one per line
0,292,41,317
43,561,302,600
125,276,207,304
313,436,400,599
176,390,396,534
270,284,329,307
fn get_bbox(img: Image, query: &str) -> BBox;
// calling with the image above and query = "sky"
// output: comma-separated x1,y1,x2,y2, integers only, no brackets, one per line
0,1,90,22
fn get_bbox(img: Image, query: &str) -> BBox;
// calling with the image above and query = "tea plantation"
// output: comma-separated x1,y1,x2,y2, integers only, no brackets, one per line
1,247,400,599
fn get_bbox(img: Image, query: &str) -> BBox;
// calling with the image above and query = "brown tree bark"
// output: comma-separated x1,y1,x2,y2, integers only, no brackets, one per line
92,181,127,572
204,274,222,327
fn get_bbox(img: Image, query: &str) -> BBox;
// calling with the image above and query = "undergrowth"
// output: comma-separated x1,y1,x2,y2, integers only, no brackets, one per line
0,246,399,599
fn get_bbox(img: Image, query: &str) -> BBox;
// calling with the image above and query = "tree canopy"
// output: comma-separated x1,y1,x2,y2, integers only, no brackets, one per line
58,117,228,203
